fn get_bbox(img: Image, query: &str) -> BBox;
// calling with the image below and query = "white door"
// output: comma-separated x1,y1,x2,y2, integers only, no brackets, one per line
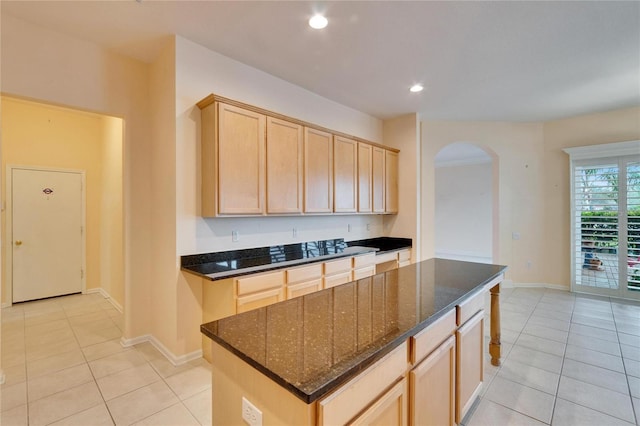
12,168,83,303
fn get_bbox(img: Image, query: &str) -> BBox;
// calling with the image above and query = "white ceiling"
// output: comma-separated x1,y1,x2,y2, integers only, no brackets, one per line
2,1,639,122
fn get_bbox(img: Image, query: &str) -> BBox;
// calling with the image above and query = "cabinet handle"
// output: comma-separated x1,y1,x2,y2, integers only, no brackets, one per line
15,240,22,246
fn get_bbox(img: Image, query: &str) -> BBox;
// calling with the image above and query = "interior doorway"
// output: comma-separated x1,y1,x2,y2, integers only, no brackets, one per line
1,96,124,310
434,143,497,263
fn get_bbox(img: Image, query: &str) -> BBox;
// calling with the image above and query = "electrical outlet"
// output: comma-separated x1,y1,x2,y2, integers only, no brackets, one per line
527,260,532,269
512,232,520,240
292,227,297,238
366,223,370,231
232,230,239,242
242,397,262,426
348,224,352,232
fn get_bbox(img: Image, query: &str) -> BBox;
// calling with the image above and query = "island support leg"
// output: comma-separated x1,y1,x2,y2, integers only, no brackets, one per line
489,283,501,366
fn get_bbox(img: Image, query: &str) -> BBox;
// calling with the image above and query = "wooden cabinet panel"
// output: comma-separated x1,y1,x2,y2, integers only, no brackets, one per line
236,287,285,313
351,378,408,426
324,257,352,275
333,136,358,212
286,279,323,299
353,265,376,280
324,271,352,289
353,252,376,268
217,102,266,215
266,117,303,214
304,128,333,213
372,147,386,213
457,289,485,326
236,271,284,296
411,309,456,364
456,310,484,423
410,336,456,426
357,142,373,213
286,263,323,283
318,342,407,426
385,150,399,214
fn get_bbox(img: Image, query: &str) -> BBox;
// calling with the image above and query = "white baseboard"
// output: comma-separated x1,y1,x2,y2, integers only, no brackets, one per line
510,282,570,292
85,288,123,313
121,334,203,366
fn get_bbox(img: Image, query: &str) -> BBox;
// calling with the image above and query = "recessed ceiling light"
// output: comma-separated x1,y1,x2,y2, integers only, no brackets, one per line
409,84,424,93
309,14,328,29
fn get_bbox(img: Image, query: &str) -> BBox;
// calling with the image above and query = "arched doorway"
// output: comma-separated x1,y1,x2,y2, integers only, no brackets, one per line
434,142,498,263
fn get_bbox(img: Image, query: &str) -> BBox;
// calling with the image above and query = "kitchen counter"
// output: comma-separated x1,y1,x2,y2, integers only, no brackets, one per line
201,258,506,403
181,237,411,281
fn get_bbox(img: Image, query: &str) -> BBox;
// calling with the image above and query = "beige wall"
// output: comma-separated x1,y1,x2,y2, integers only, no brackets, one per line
1,98,123,307
1,13,152,339
382,114,421,261
542,107,640,287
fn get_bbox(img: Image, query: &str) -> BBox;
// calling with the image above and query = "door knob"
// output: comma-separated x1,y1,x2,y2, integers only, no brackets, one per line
15,240,22,246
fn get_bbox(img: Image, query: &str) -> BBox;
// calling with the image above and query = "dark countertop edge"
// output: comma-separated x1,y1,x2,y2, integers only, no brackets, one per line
182,246,378,281
200,266,506,404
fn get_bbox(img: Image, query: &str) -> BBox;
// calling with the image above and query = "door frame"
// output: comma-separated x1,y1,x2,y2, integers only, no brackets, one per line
5,165,87,306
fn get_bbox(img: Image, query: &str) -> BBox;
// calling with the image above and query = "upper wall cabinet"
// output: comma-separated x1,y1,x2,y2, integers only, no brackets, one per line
334,136,358,213
197,94,399,217
304,128,334,213
357,143,373,213
266,117,304,214
201,102,266,216
385,150,399,214
372,147,386,213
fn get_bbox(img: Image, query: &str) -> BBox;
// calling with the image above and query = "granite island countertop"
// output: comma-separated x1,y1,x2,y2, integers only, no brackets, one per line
200,258,507,403
181,237,411,281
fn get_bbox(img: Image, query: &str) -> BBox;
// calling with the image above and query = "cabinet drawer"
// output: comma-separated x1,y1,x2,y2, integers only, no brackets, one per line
353,266,376,280
286,263,323,283
375,251,398,264
353,252,376,268
236,287,285,313
456,289,486,326
318,342,407,426
411,309,456,364
324,257,352,275
398,249,411,262
236,271,284,296
324,271,352,289
286,279,323,299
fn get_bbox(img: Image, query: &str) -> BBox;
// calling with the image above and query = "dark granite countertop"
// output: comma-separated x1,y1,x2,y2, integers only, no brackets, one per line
181,237,411,281
201,258,507,403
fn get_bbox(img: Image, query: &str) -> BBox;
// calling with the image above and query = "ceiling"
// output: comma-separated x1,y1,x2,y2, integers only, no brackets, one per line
2,1,639,122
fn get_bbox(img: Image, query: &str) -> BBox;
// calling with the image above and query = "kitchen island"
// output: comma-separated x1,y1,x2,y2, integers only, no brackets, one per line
201,258,506,425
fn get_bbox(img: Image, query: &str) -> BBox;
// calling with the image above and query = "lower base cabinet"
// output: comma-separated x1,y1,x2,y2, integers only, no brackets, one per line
409,335,456,426
456,310,484,423
351,378,407,426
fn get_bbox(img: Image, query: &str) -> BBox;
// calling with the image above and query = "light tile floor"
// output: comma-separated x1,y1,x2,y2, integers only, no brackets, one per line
465,287,640,426
1,293,211,426
2,288,639,425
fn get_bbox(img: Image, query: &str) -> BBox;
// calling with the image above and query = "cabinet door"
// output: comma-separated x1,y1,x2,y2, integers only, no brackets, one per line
410,335,456,426
358,142,373,213
304,128,333,213
456,311,484,423
217,102,266,215
266,117,303,214
334,136,358,212
385,150,399,214
236,287,285,314
372,147,386,213
351,379,407,426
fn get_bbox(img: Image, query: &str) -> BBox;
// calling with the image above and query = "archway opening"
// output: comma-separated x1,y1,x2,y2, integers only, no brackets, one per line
434,142,497,263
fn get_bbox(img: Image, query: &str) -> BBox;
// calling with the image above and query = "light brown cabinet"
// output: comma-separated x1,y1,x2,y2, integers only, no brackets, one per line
351,378,408,426
385,150,399,214
410,336,456,426
372,147,386,213
304,127,333,213
201,102,266,216
357,142,373,213
286,263,323,299
333,136,358,212
456,310,484,423
266,117,303,214
235,270,285,314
